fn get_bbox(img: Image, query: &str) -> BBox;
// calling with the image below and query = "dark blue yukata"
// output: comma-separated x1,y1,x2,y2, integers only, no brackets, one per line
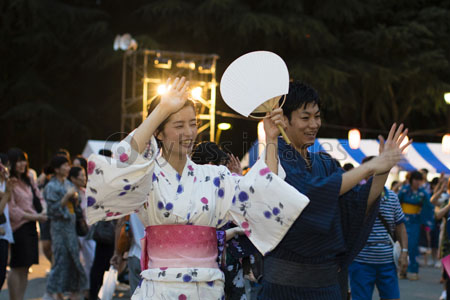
258,137,380,300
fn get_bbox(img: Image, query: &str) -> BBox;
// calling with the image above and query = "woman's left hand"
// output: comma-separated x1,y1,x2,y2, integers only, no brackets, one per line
263,107,285,142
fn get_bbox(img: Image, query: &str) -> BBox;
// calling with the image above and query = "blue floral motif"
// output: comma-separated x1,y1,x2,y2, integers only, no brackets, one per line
264,211,272,219
87,196,96,207
272,207,280,216
238,191,249,202
157,201,164,210
165,202,174,210
182,274,192,282
213,177,220,187
118,191,127,196
218,188,225,198
123,184,131,190
176,173,181,181
177,184,184,194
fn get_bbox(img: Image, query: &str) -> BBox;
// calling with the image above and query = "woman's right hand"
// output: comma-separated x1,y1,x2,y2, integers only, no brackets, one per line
158,77,190,115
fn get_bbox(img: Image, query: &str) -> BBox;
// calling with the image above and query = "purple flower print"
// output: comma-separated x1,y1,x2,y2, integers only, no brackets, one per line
177,184,184,194
201,197,209,204
165,203,173,210
272,207,280,216
182,274,192,282
87,196,96,207
218,188,225,198
157,201,164,210
264,211,272,219
238,191,249,202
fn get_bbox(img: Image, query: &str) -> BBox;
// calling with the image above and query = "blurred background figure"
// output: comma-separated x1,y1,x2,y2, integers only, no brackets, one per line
6,148,47,300
43,155,87,300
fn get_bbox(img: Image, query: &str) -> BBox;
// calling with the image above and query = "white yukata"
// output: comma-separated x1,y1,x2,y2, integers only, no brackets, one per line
86,134,309,300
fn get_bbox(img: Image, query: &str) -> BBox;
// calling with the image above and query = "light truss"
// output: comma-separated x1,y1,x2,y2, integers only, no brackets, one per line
120,49,219,142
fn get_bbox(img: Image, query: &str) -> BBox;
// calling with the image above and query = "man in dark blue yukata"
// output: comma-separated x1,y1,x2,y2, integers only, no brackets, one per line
258,81,412,300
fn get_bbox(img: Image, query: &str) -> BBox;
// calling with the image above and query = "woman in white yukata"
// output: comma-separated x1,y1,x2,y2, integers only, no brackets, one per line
86,77,310,300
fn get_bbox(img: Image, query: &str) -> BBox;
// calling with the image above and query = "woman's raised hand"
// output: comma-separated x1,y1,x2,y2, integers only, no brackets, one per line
159,77,190,114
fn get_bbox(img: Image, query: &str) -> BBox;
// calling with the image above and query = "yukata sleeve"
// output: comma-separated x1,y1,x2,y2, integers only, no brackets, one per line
44,182,71,220
339,177,381,268
420,191,435,228
281,160,342,235
220,158,310,256
86,133,159,225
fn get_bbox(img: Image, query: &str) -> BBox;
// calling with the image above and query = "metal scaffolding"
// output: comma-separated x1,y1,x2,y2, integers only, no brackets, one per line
120,49,219,141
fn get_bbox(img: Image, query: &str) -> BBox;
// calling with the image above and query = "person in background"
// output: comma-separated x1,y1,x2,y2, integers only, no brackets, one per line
349,156,408,300
434,177,450,300
73,155,88,175
110,213,145,296
69,166,94,299
6,148,47,300
420,168,430,194
397,170,442,280
0,154,14,292
44,156,87,300
343,163,354,172
89,149,116,300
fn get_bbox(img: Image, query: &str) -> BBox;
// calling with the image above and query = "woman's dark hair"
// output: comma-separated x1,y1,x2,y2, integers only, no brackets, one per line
147,95,197,146
281,81,321,121
409,170,423,184
7,148,30,185
68,166,83,182
47,155,69,175
73,155,87,173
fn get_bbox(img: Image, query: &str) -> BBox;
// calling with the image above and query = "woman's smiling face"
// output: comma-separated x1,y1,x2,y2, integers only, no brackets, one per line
157,105,198,158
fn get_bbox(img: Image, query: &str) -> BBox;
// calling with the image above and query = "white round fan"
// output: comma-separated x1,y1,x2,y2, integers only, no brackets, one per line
220,51,291,143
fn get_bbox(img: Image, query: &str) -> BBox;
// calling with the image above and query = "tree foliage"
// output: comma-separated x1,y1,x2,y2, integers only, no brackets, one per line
2,0,450,169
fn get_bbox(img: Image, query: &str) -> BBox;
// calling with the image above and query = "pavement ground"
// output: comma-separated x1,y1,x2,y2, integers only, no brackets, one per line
0,251,444,299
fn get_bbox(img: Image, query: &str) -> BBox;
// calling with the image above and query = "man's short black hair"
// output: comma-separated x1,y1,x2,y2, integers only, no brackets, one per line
281,81,321,121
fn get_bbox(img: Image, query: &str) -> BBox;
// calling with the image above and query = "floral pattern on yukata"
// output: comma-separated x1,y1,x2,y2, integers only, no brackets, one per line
86,134,309,300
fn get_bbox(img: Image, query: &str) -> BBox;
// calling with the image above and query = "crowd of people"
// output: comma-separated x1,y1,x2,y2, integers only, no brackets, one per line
0,78,448,300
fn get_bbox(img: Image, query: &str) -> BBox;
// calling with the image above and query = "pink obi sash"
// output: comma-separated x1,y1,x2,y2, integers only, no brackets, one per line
140,225,219,271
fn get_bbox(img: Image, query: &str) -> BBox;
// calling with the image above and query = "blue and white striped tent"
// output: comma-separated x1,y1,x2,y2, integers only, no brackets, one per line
242,139,450,174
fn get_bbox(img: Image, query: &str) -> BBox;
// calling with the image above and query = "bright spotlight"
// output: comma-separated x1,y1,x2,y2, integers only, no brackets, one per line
157,85,167,95
445,93,450,104
191,87,203,100
218,123,231,130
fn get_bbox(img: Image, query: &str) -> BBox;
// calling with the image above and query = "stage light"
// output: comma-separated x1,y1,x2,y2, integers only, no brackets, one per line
198,63,214,74
348,129,361,149
218,123,231,130
445,93,450,105
176,60,196,70
443,134,450,154
113,34,137,51
191,87,203,100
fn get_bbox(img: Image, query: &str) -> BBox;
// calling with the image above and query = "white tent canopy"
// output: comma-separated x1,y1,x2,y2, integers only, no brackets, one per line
82,140,118,158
